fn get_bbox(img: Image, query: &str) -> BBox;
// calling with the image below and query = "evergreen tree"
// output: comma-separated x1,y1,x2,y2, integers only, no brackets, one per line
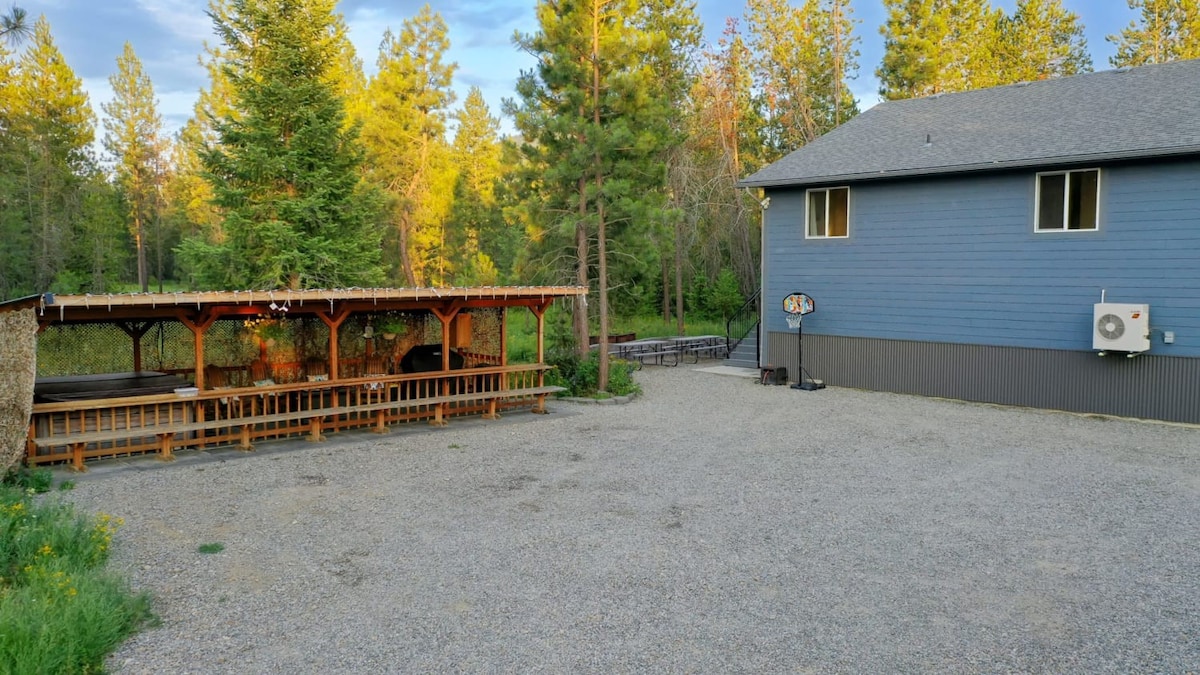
878,0,1002,100
360,5,458,286
508,2,596,350
449,87,504,285
638,0,703,332
102,43,165,292
508,0,693,388
71,170,129,293
746,0,859,158
704,19,761,176
994,0,1091,83
0,42,27,298
677,22,764,321
10,17,96,292
1109,0,1200,66
0,4,28,44
180,0,385,290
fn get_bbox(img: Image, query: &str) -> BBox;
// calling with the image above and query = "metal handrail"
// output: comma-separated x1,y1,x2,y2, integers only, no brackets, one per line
725,288,761,362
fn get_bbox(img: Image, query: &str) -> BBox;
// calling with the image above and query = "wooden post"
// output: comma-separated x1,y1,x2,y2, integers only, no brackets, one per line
69,442,87,472
430,304,462,427
373,409,390,433
156,433,175,461
530,302,550,414
117,322,152,373
531,303,548,365
317,307,350,380
309,418,326,442
179,311,219,390
430,304,461,370
500,307,508,367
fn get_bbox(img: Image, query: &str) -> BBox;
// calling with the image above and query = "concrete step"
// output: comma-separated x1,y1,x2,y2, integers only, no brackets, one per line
724,325,759,369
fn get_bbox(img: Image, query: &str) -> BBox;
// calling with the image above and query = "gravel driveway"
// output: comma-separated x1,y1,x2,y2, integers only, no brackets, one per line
61,363,1200,673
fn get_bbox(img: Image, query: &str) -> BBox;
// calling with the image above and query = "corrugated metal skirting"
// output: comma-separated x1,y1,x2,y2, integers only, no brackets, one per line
766,332,1200,424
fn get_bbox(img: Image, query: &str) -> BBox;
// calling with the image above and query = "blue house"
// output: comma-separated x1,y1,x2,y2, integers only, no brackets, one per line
740,59,1200,423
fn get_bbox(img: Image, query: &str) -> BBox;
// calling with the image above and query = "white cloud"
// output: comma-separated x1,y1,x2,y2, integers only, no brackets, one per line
133,0,214,43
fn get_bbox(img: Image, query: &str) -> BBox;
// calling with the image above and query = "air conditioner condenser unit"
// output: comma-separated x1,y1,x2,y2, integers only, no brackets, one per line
1093,303,1150,353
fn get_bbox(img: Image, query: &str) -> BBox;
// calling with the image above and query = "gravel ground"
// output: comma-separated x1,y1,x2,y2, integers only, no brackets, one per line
57,363,1200,673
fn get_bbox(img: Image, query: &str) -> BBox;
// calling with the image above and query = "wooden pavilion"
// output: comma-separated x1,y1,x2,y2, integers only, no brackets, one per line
2,286,586,470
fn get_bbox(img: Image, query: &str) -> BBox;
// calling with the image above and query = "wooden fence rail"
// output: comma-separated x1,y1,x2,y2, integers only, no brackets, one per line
27,364,561,470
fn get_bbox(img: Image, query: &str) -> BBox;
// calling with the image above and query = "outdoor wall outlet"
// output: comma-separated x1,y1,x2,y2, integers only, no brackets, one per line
1164,331,1175,344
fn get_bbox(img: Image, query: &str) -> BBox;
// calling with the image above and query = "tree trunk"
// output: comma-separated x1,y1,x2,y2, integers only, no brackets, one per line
661,257,670,323
398,210,417,286
574,177,589,358
592,0,609,392
675,215,685,336
135,210,148,292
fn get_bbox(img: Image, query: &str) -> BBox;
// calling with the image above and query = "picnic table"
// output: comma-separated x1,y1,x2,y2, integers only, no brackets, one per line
604,335,728,367
665,335,728,363
35,371,192,402
609,339,679,367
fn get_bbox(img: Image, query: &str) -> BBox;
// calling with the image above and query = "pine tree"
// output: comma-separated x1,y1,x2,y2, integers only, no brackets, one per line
180,0,384,290
678,21,764,323
878,0,1002,100
746,0,860,157
638,0,703,333
508,2,595,351
449,87,504,285
995,0,1091,83
0,42,27,298
360,5,458,286
0,4,28,44
10,16,96,292
102,43,165,292
1109,0,1200,66
508,0,694,388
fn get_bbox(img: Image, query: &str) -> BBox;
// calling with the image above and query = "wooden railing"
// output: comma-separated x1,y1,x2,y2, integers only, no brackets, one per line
27,364,559,470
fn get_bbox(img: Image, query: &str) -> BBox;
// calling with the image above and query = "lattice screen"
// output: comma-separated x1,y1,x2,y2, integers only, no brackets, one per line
36,307,507,378
338,308,504,365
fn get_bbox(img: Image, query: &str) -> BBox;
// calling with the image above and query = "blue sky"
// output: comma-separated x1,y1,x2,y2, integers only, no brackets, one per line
26,0,1135,139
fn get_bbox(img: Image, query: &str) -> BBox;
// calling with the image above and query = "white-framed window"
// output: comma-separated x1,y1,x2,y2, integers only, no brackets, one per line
1036,169,1099,232
806,187,849,238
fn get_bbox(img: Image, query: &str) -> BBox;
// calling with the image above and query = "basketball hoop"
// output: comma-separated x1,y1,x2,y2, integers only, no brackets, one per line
781,291,825,391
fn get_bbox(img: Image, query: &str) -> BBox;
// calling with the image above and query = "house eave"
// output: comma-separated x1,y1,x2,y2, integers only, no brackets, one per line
738,145,1200,190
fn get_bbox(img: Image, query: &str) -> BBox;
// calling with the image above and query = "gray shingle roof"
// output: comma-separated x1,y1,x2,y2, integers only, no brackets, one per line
740,59,1200,188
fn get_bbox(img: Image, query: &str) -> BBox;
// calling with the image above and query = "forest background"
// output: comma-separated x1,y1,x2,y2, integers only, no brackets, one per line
1,0,1197,386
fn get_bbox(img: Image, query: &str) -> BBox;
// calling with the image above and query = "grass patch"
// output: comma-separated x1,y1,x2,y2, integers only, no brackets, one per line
2,467,53,494
0,483,154,673
611,315,729,341
506,310,730,364
197,543,225,554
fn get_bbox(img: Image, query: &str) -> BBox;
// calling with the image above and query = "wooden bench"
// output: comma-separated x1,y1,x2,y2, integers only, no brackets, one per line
30,384,566,471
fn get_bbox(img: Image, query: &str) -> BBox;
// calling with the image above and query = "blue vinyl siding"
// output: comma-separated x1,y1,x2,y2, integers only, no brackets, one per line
763,160,1200,357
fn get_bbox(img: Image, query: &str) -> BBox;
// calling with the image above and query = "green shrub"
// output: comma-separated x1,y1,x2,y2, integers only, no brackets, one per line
547,350,640,398
2,467,53,494
708,268,745,321
0,485,154,673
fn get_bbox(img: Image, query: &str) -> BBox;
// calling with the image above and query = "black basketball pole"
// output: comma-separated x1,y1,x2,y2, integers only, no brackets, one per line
790,317,805,390
783,291,824,391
